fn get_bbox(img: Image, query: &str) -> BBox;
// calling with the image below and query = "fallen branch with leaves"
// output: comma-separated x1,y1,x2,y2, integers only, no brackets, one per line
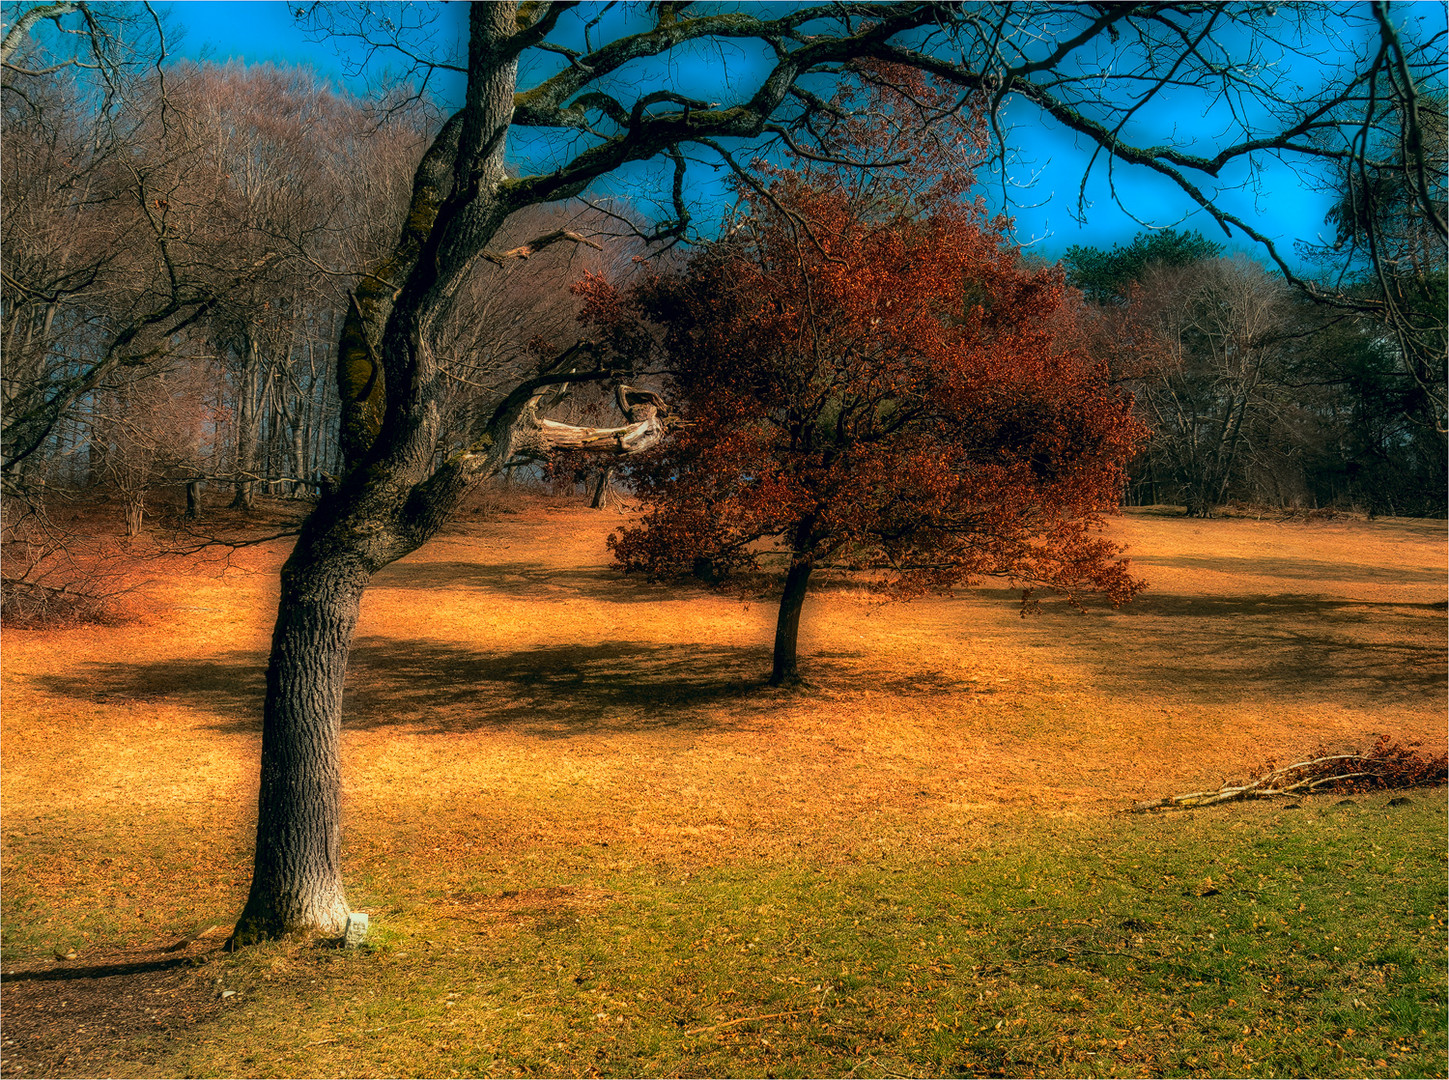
1133,736,1447,812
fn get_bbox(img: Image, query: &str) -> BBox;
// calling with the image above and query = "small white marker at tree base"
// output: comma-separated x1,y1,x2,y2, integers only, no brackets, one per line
343,912,369,947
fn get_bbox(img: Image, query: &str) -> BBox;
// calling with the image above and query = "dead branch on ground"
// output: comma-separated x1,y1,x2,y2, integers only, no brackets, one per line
1133,739,1447,811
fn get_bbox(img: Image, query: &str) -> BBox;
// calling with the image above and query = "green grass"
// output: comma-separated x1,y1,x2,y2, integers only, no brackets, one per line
129,794,1447,1078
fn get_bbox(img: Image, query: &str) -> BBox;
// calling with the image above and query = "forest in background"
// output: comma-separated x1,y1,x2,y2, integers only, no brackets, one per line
2,55,636,523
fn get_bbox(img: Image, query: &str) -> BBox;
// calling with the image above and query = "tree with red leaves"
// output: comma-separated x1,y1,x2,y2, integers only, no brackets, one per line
601,80,1147,685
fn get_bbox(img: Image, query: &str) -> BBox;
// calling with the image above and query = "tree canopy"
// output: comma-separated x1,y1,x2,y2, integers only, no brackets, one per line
1063,230,1226,306
599,87,1144,682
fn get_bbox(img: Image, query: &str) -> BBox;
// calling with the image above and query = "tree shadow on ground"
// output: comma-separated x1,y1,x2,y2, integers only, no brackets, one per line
1122,592,1446,620
1054,592,1446,705
1129,553,1445,585
371,559,967,604
33,583,1443,728
35,639,980,738
344,639,774,735
1,957,195,983
371,560,712,605
0,941,223,1079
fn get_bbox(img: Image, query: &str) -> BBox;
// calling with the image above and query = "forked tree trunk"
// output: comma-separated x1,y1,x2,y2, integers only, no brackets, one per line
231,479,256,511
122,492,144,537
228,540,367,947
769,552,814,687
1183,486,1217,518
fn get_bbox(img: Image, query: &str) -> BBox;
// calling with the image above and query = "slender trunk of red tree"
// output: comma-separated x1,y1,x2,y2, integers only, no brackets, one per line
769,551,814,686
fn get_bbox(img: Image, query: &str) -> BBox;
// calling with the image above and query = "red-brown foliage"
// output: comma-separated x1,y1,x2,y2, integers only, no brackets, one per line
605,188,1145,591
1278,736,1449,794
587,74,1145,683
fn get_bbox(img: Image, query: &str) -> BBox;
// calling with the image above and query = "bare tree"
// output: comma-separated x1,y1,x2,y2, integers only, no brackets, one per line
153,62,429,510
0,5,255,490
1306,81,1447,432
1129,257,1296,517
83,359,216,535
425,200,638,454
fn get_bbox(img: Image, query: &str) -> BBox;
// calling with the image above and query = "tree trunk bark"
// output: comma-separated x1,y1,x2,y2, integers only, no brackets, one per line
1184,488,1215,518
185,480,203,520
290,395,307,496
589,467,615,509
226,3,687,950
229,541,366,947
769,552,814,687
231,479,255,512
122,492,144,537
231,338,259,511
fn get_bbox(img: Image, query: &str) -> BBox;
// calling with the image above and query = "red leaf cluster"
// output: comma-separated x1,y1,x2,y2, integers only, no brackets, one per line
1297,736,1449,793
595,72,1147,616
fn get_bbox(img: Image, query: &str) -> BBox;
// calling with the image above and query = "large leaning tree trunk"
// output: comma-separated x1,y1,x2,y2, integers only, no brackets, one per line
228,5,678,946
229,372,670,943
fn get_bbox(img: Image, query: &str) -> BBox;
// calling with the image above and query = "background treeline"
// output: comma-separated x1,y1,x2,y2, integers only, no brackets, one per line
2,49,622,535
2,56,424,525
1065,228,1446,518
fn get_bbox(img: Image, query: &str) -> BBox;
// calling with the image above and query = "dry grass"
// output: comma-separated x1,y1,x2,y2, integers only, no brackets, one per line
1,502,1444,1077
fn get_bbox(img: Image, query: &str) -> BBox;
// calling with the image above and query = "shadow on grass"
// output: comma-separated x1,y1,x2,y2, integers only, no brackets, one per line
1130,553,1445,585
345,639,773,735
1045,591,1447,704
34,639,979,738
1,957,195,983
372,559,947,604
33,569,1444,726
1122,591,1447,619
371,560,709,605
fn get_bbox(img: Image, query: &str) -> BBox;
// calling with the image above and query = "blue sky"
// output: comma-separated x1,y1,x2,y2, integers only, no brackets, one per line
161,1,1358,264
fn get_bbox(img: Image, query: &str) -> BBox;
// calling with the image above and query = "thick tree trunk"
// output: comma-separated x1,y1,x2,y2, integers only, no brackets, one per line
185,480,203,520
229,540,367,947
231,479,256,511
769,553,814,687
226,4,685,949
226,400,665,945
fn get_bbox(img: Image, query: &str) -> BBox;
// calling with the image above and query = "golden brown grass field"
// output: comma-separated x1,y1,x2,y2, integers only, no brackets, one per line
2,502,1445,1078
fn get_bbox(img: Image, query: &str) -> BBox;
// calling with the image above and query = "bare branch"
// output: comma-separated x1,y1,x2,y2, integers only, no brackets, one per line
482,228,603,266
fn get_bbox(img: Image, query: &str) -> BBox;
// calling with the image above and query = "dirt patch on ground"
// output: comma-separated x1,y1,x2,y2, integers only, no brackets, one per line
0,936,228,1078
